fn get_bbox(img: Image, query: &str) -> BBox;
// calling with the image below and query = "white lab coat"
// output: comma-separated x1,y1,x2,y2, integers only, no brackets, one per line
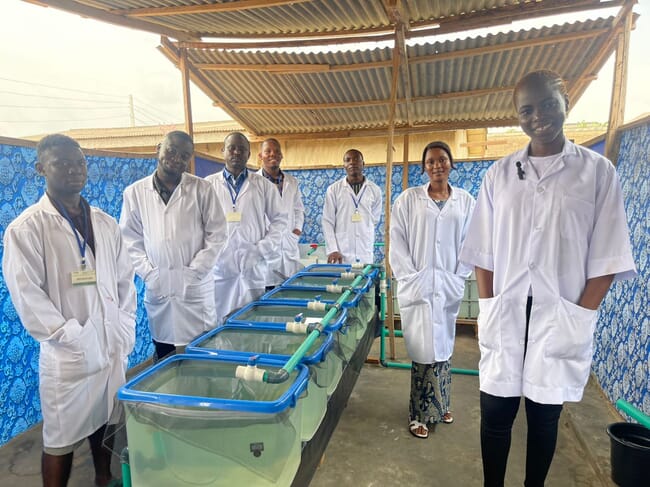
459,141,636,404
2,195,136,448
257,169,305,285
390,184,475,363
120,173,227,345
206,171,288,323
321,177,382,264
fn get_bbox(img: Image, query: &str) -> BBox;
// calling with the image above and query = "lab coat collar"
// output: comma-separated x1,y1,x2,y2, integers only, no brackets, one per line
520,139,579,181
417,182,457,201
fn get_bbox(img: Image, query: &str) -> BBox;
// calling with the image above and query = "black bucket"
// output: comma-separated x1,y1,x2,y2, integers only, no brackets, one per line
606,422,650,487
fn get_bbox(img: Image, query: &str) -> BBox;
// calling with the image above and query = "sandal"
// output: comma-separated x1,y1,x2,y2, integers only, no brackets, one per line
408,420,429,439
442,412,454,424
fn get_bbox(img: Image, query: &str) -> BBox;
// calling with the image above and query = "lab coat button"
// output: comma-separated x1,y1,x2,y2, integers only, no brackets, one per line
537,186,545,193
528,262,536,269
519,340,525,345
535,226,542,231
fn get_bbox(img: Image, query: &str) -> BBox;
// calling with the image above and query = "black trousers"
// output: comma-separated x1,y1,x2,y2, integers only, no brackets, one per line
480,297,563,487
480,393,563,487
152,340,176,363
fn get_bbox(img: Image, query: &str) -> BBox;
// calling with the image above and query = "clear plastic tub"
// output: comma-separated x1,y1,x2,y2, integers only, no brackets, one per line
118,355,309,487
187,324,341,439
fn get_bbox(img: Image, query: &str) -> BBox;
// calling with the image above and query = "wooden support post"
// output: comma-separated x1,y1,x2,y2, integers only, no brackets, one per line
605,9,632,163
180,47,195,174
383,7,406,361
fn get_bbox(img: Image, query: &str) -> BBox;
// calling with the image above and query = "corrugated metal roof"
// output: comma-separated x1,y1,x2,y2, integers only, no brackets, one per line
40,1,622,38
37,1,632,136
166,16,618,135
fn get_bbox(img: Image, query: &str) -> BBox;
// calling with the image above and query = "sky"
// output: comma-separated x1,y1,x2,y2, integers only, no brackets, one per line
1,1,649,139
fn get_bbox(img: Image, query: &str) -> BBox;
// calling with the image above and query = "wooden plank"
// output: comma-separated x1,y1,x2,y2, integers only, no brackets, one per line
179,48,195,174
158,37,260,136
217,86,515,111
111,0,312,17
195,63,332,73
605,9,632,163
402,134,409,190
35,0,199,41
384,15,404,361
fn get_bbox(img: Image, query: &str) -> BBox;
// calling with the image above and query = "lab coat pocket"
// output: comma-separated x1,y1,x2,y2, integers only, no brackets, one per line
560,196,595,240
396,268,432,308
545,298,598,361
51,316,106,382
182,266,203,300
441,270,466,310
477,295,502,351
101,290,135,356
144,267,162,300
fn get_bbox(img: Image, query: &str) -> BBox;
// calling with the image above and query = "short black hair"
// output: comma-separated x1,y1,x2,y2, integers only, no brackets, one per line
260,138,281,150
164,130,194,147
421,141,454,173
343,149,363,161
36,134,81,162
513,70,568,106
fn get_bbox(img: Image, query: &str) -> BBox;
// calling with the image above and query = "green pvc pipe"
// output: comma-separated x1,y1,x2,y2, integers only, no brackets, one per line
120,447,132,487
382,327,403,337
266,264,376,380
616,399,650,429
378,312,479,376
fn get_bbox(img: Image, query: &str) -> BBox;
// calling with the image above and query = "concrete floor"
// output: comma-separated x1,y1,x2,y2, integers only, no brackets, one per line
0,326,621,487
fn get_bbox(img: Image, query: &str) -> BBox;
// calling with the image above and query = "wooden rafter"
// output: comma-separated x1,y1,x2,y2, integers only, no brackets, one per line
217,86,517,111
158,37,259,136
35,0,200,41
568,6,637,112
111,0,311,17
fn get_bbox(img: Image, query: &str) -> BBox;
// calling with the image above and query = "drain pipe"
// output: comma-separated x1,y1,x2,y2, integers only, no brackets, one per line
616,399,650,429
378,290,479,376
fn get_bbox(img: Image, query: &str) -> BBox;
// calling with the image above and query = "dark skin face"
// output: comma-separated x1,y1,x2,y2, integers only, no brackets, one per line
156,135,193,186
423,147,452,189
36,144,87,211
514,78,569,157
259,140,283,176
343,150,365,184
223,133,251,177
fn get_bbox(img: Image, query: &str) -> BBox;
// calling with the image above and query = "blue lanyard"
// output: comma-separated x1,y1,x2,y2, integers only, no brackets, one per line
350,184,368,211
54,198,89,267
225,171,247,209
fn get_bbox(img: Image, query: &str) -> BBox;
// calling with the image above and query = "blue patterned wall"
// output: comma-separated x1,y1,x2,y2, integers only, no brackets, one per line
0,127,647,447
593,123,649,418
0,142,156,445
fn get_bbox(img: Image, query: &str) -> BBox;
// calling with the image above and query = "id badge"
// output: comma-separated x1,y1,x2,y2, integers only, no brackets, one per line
71,269,97,286
351,211,363,222
226,211,242,222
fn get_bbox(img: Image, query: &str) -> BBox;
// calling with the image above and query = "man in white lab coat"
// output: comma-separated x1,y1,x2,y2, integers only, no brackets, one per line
3,134,137,487
207,132,287,324
321,149,382,264
459,70,637,486
120,131,227,360
257,138,304,287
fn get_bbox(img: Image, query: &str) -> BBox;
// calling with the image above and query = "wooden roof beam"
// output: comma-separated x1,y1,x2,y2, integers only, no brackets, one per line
33,0,200,41
111,0,312,18
408,0,626,38
213,83,589,111
256,118,521,141
158,36,259,136
180,26,610,72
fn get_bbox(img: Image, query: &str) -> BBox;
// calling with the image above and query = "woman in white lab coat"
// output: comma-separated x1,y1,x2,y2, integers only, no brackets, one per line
390,141,475,439
459,71,636,486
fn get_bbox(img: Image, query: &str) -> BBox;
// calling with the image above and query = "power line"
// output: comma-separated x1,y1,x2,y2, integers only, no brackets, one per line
134,96,180,122
133,106,165,125
0,104,125,110
0,76,123,99
0,115,129,123
0,90,125,103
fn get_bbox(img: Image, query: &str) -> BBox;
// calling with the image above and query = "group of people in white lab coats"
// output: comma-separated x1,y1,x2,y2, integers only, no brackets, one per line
2,69,637,487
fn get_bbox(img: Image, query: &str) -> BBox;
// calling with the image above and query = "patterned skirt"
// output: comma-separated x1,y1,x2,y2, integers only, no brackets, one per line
409,360,451,425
